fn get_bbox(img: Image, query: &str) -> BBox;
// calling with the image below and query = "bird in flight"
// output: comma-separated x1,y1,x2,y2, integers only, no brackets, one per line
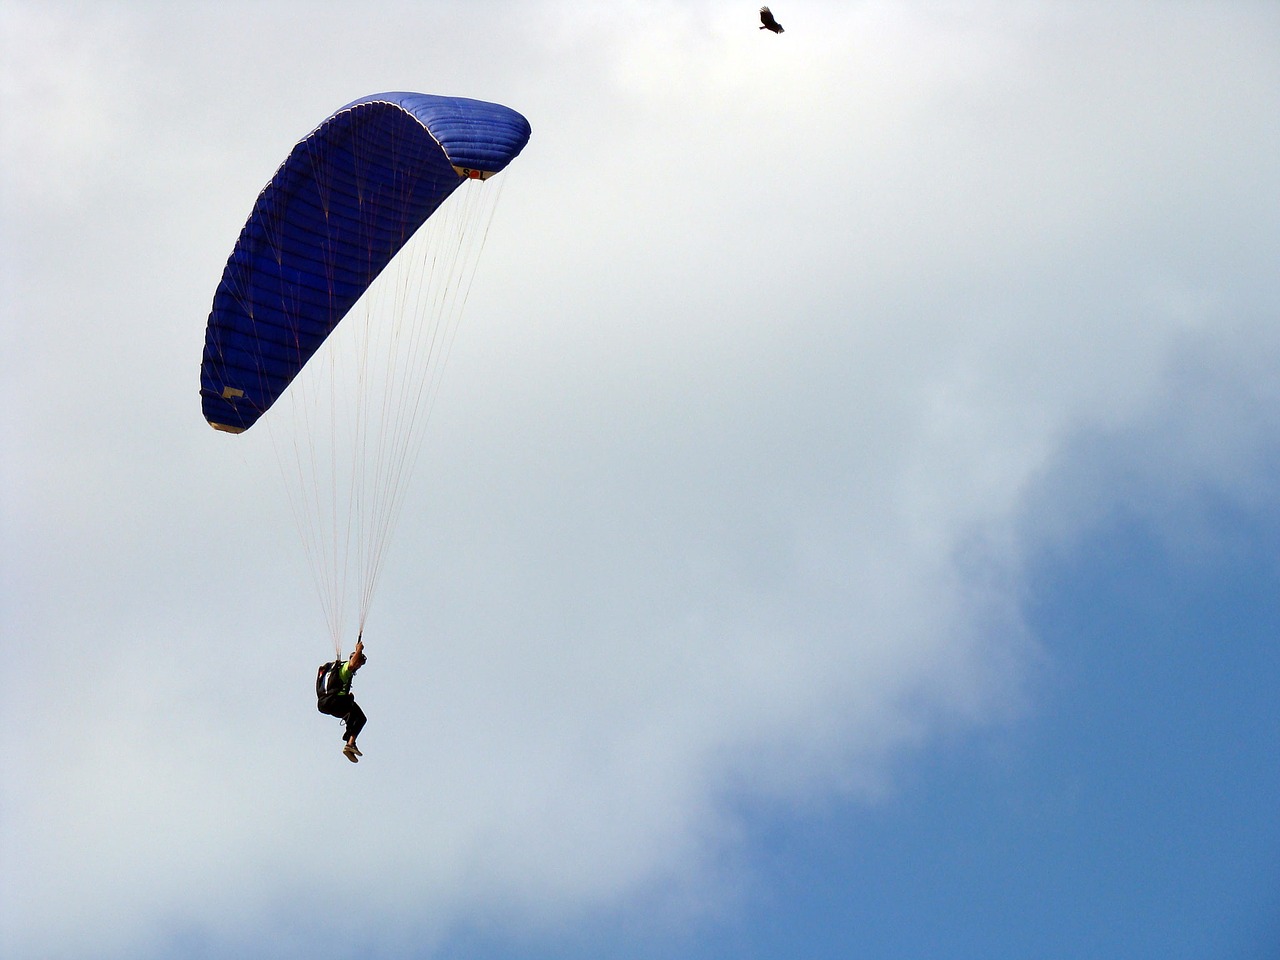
759,6,784,34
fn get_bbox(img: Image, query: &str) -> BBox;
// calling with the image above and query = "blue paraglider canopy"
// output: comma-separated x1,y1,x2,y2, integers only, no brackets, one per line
200,93,531,433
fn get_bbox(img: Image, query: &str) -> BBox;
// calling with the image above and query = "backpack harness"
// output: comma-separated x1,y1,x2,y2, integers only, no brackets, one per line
316,659,348,701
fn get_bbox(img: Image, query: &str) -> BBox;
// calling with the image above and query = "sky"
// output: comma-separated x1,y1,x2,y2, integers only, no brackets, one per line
2,1,1279,958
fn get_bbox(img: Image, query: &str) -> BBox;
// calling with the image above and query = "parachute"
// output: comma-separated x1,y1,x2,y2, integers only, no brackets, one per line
200,93,531,651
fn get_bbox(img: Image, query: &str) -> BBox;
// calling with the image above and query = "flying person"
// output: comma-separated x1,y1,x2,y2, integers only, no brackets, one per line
316,637,368,762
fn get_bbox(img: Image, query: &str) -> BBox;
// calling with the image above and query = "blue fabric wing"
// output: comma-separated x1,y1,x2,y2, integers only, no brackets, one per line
200,93,531,433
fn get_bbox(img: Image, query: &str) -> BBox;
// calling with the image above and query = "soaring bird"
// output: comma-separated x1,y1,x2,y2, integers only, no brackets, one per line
759,6,784,33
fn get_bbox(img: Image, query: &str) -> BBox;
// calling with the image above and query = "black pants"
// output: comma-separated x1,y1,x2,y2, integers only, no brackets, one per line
318,694,367,742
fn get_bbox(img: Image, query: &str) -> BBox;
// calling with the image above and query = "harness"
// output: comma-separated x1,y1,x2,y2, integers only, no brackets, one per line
316,659,348,701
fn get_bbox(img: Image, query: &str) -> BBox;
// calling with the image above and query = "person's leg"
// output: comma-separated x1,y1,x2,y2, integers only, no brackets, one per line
345,700,367,743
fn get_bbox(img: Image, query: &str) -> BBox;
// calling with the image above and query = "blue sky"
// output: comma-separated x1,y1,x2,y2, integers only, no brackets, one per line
3,2,1278,959
432,506,1280,960
453,501,1276,960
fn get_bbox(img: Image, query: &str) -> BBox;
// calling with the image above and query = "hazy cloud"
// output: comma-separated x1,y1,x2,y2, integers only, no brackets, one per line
3,3,1278,958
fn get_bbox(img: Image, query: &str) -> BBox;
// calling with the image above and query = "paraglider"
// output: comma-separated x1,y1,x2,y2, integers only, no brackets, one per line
200,93,530,739
317,637,368,762
201,93,530,434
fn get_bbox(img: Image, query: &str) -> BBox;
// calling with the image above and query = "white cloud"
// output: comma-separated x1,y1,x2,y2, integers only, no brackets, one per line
3,2,1278,958
0,3,143,212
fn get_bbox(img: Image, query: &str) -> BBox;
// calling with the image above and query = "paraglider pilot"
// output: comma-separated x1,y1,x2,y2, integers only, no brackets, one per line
316,637,367,762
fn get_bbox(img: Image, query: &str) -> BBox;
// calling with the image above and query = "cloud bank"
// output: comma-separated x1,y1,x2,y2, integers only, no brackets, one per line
3,2,1277,958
